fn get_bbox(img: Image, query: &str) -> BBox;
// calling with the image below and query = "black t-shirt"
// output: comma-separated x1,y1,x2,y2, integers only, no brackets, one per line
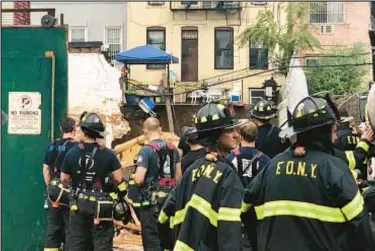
61,142,121,191
181,148,206,174
178,136,190,157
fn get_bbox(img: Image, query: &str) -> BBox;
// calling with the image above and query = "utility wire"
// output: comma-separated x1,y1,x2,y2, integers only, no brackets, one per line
173,62,373,96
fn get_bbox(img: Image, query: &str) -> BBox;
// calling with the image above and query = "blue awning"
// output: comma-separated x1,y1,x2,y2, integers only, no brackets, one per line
115,45,179,64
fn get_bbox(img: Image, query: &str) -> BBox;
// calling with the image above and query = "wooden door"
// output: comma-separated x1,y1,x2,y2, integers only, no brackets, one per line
181,29,198,82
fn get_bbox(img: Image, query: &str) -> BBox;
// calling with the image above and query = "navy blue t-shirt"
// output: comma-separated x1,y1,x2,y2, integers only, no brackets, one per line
227,146,270,187
61,142,121,190
256,124,291,158
44,137,77,176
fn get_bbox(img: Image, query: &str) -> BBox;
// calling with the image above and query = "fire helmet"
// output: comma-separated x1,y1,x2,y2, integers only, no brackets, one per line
113,200,131,225
279,96,336,138
367,84,375,131
194,102,243,147
250,99,277,120
79,112,105,139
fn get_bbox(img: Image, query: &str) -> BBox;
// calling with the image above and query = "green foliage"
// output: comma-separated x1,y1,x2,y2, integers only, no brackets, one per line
238,2,321,75
306,43,370,95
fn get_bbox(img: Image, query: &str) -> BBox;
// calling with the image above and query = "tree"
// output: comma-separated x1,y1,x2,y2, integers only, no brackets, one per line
305,43,370,95
238,2,321,75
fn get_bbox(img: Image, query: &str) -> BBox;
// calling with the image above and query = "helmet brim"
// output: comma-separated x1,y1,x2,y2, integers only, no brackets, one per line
250,112,277,120
81,125,105,139
279,120,334,139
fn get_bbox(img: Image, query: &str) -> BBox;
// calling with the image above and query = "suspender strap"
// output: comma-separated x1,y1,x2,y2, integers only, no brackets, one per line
51,139,73,176
78,144,99,189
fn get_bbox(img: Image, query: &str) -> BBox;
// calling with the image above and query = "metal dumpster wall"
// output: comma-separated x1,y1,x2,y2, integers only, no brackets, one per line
1,27,68,250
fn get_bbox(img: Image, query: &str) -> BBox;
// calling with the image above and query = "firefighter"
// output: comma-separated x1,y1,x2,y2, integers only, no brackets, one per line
242,96,375,251
43,117,77,251
158,101,245,251
126,154,142,220
134,117,182,251
178,126,192,157
250,99,290,158
227,120,270,251
334,116,361,151
60,112,128,251
180,126,205,173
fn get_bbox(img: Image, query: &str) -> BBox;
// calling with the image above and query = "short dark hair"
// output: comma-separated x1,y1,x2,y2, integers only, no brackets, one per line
60,117,76,133
81,127,97,139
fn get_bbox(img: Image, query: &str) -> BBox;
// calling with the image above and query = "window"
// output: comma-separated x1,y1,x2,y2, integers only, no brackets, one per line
105,26,123,64
215,28,234,69
249,41,269,70
147,27,166,69
69,26,87,42
249,88,265,105
148,1,164,6
309,2,344,23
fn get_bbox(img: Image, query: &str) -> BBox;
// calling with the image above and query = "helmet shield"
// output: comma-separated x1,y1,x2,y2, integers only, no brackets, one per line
279,97,336,138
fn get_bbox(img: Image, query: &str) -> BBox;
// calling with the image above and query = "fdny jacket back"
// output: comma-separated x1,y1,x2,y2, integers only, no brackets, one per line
159,156,244,251
243,149,365,251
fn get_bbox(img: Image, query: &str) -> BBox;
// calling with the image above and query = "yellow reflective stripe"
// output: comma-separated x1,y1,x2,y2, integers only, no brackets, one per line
241,201,253,213
345,151,356,170
341,191,364,221
172,208,186,227
109,192,118,200
212,114,220,120
218,207,241,222
170,194,219,228
44,248,59,251
351,170,358,180
356,141,369,152
117,181,128,191
254,200,346,223
363,158,368,164
133,202,141,207
158,210,169,224
190,194,218,227
174,240,194,251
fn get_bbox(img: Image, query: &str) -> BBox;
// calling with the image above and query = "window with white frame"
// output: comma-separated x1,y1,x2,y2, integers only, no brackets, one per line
309,2,344,23
249,88,265,105
69,26,87,42
105,26,123,63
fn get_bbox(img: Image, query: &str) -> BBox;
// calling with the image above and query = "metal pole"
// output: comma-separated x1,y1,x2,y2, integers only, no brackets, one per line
165,64,175,133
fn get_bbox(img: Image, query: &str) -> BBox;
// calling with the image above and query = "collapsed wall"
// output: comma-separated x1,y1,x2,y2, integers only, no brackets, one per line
68,53,130,144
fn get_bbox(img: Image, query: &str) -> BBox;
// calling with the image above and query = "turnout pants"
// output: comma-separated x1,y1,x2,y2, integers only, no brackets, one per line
69,211,114,251
44,204,70,250
140,206,162,251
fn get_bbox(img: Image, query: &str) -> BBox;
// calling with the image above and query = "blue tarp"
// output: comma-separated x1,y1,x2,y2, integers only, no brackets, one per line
115,45,179,64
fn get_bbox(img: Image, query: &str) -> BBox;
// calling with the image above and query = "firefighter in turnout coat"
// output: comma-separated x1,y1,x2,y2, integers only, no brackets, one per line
243,96,374,251
158,101,245,251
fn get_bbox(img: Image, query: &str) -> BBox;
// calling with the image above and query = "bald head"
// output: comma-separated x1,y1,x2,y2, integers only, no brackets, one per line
143,117,161,132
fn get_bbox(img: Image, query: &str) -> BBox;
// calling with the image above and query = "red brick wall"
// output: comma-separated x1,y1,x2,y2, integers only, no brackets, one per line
14,1,30,25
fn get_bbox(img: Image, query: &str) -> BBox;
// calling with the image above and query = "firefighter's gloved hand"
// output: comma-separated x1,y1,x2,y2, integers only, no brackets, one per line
117,180,128,200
